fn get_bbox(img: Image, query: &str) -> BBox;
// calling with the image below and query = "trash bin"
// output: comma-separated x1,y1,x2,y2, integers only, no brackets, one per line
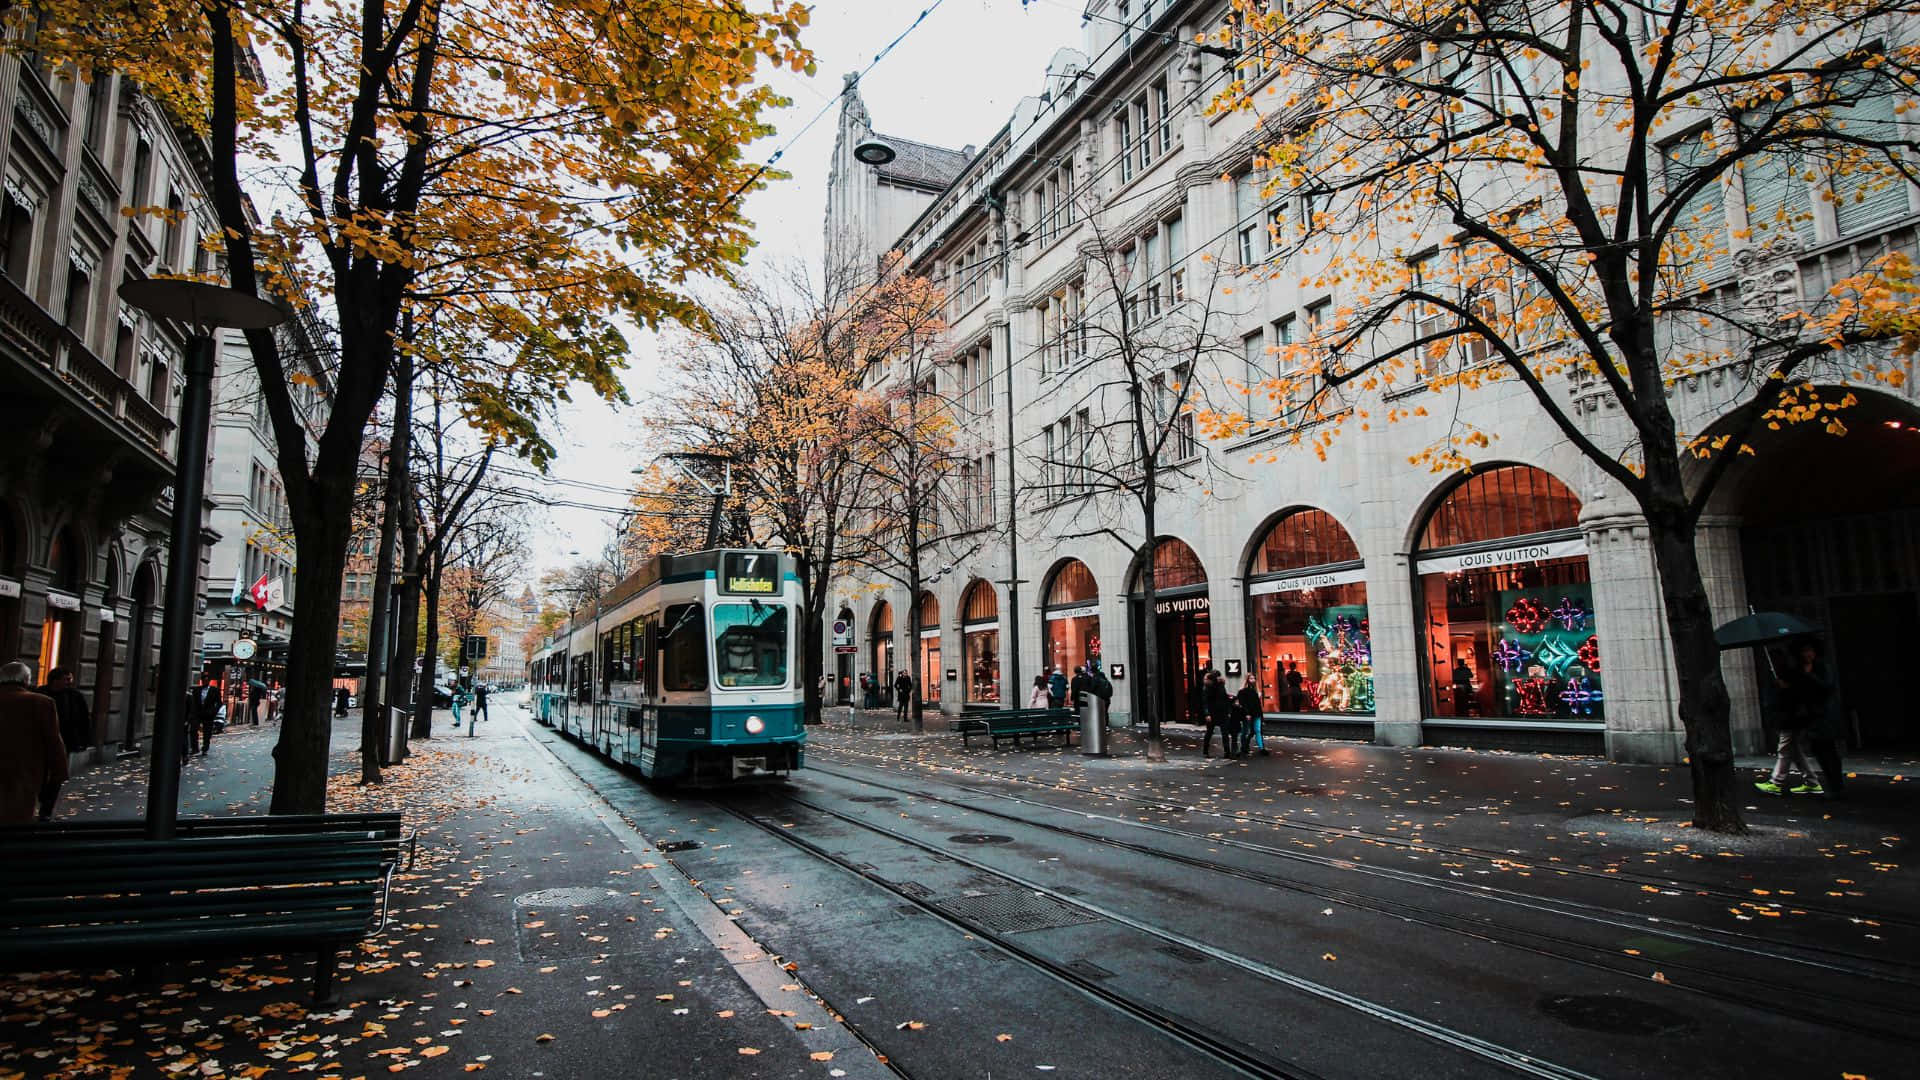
1079,697,1107,756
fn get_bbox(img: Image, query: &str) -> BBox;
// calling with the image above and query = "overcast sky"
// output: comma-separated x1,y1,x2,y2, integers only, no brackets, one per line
527,0,1087,577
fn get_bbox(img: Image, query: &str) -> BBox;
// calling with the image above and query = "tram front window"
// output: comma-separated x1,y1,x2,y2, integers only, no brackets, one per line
713,602,789,688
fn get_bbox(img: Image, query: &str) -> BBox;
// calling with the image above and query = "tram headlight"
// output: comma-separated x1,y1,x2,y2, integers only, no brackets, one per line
745,715,765,735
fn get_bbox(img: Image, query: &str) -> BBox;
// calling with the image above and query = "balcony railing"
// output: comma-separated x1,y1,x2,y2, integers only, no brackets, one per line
0,273,177,457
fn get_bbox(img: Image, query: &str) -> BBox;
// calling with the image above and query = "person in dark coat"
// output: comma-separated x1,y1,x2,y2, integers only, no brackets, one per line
1235,676,1267,756
1757,644,1823,795
1047,667,1068,709
334,686,351,716
893,671,913,721
1069,665,1094,709
189,674,223,756
475,683,490,723
1203,671,1240,758
2,661,69,822
37,666,91,753
1795,641,1847,798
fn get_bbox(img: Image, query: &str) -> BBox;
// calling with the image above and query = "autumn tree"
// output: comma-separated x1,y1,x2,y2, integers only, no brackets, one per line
839,270,963,733
649,257,939,724
439,515,529,671
19,0,812,811
1020,215,1246,760
1201,0,1919,828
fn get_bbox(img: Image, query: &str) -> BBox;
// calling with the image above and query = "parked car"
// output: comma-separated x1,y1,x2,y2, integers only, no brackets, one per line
431,684,453,708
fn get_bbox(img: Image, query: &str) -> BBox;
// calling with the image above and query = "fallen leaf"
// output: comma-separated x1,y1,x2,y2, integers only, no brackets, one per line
716,1010,735,1018
1651,972,1671,984
1322,953,1337,962
591,1009,611,1018
535,1033,555,1043
810,1052,835,1062
738,1047,761,1056
996,1034,1013,1042
421,1047,449,1059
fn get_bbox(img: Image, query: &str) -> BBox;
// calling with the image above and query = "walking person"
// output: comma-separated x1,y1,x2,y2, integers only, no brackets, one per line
190,674,223,756
1027,674,1049,708
1236,675,1267,756
334,686,350,716
1799,641,1847,799
1070,665,1093,710
451,684,465,731
1756,645,1823,795
266,682,283,724
1,661,69,823
893,671,913,722
475,683,490,724
37,666,92,757
1203,671,1240,758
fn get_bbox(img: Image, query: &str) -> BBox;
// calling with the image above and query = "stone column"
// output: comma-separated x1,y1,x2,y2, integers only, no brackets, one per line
1694,514,1765,754
1582,509,1686,764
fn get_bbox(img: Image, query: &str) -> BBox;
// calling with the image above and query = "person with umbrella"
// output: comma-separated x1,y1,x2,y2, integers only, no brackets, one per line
1716,611,1832,798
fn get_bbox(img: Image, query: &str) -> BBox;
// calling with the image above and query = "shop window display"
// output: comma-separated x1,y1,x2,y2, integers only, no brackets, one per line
1246,510,1372,715
1415,466,1602,722
1043,560,1100,678
917,591,941,704
961,580,1000,704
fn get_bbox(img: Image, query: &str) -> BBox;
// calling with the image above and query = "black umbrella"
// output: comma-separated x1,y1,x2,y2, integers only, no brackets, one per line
1714,611,1820,649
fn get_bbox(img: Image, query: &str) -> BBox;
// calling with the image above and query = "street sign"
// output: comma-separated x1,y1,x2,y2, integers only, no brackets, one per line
463,634,488,660
459,666,471,677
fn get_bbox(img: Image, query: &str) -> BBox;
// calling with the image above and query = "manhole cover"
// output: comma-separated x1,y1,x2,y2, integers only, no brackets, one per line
849,795,897,804
515,887,621,907
1538,994,1697,1036
948,834,1014,845
933,890,1101,934
657,840,702,853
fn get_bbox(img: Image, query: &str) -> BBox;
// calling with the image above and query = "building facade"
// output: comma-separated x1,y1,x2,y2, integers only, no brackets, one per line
821,0,1920,761
0,51,240,757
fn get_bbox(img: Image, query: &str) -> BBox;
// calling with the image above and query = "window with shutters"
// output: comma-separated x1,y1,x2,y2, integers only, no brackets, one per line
1827,71,1912,237
1738,105,1816,247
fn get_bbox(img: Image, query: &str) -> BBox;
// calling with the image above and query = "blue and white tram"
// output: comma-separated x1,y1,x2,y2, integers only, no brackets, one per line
527,548,805,782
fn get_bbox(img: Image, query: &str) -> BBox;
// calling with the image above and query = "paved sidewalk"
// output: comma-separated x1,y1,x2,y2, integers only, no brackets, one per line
810,704,1920,922
4,708,875,1079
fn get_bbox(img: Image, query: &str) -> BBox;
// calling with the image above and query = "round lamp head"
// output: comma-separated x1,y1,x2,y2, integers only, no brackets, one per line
118,279,287,331
853,138,898,166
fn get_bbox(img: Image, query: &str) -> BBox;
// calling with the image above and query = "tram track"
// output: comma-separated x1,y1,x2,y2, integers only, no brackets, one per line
720,787,1609,1080
798,761,1920,1042
812,742,1918,933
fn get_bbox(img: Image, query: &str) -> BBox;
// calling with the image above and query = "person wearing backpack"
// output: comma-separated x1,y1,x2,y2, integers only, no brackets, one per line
1235,675,1267,757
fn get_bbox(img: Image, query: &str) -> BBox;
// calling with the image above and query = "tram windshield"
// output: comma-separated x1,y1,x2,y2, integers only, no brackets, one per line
712,601,789,688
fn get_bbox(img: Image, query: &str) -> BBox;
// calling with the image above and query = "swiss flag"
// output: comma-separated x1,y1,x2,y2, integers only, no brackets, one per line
249,573,271,608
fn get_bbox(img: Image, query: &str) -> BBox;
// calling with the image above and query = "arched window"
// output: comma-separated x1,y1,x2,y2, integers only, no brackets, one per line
960,580,999,704
1246,509,1371,715
868,600,897,701
916,592,941,705
1043,559,1101,680
1414,466,1600,724
39,526,85,680
1129,538,1211,727
1128,537,1205,593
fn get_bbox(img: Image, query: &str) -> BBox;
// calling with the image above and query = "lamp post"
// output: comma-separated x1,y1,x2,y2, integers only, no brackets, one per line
119,279,286,840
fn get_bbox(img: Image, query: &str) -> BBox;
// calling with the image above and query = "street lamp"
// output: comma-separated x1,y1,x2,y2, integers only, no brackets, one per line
119,278,285,840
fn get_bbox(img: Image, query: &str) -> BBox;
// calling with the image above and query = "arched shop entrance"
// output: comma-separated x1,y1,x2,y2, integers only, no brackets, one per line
960,580,1000,705
123,562,158,745
916,591,941,705
1129,537,1210,727
1414,466,1602,728
869,601,894,704
1245,509,1372,717
38,526,85,683
1042,559,1100,680
1712,394,1920,749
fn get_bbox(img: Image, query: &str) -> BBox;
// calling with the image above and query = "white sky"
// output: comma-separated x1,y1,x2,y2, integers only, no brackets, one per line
528,0,1088,577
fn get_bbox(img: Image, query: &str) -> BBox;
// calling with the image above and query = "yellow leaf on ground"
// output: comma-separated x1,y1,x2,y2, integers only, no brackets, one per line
535,1033,555,1043
656,994,674,1001
1323,953,1337,961
996,1034,1012,1042
464,1065,486,1072
810,1051,834,1061
738,1047,761,1056
422,1047,449,1058
591,1009,610,1018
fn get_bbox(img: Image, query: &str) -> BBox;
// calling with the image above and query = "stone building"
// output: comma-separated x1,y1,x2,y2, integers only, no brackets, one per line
0,52,240,757
821,0,1920,761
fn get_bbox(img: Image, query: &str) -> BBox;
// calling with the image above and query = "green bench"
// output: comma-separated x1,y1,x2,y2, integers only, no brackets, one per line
0,814,411,1002
956,707,1077,748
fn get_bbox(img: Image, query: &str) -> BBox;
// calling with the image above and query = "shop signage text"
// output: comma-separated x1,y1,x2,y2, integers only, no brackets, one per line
919,627,941,639
1416,537,1587,575
1045,603,1100,621
46,591,81,612
0,578,20,599
1248,566,1367,597
1153,595,1210,616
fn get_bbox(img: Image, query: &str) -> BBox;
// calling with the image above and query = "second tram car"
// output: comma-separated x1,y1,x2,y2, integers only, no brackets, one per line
527,548,804,782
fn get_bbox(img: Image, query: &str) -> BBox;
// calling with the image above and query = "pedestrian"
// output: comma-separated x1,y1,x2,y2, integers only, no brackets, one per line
1756,645,1823,796
1450,659,1476,716
893,671,913,721
1285,660,1306,712
1028,673,1049,708
463,686,478,736
1070,665,1093,711
190,674,223,756
36,665,92,755
1203,671,1240,758
475,683,490,723
0,660,68,823
267,682,283,724
1236,675,1267,756
334,685,350,716
451,685,464,730
1047,666,1068,709
1798,641,1847,799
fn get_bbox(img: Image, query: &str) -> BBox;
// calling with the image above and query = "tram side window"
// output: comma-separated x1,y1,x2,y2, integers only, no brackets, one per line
641,614,657,694
660,604,708,692
601,630,615,692
712,602,789,688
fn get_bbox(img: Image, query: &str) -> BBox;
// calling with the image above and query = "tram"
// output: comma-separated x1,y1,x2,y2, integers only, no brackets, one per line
527,548,804,783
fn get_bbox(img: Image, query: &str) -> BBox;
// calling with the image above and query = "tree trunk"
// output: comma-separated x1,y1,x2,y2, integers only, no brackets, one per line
414,565,443,738
1644,505,1747,833
1138,479,1164,762
270,502,354,813
391,481,423,753
798,553,824,725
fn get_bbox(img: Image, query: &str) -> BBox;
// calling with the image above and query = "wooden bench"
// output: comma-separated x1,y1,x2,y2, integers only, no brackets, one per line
957,707,1077,748
0,812,414,866
0,817,410,1002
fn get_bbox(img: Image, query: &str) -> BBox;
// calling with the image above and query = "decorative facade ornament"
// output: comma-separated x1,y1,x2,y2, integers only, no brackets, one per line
13,97,52,145
4,175,42,213
1733,234,1804,325
69,244,97,277
76,173,108,217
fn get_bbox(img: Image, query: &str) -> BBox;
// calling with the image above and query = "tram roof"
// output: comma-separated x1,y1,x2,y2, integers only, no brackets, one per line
533,548,792,654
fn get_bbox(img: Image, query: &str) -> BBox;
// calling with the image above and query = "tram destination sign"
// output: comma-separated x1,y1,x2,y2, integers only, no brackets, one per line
720,552,778,595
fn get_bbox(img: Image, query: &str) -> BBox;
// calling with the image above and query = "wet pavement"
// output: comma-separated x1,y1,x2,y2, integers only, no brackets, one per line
5,700,1914,1078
